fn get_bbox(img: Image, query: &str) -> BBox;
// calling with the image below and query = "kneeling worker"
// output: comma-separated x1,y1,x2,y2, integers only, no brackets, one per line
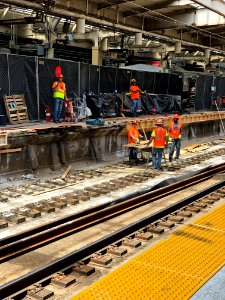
128,120,144,163
148,119,168,170
168,114,182,162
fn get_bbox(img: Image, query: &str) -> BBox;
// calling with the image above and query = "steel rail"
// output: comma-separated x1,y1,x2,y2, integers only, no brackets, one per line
1,178,225,299
0,163,225,263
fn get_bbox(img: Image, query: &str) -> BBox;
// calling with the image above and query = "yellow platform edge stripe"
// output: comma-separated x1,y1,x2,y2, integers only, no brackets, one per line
71,203,225,300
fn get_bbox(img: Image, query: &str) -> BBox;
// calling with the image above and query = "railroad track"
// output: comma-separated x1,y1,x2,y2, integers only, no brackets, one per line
1,162,225,264
1,164,225,299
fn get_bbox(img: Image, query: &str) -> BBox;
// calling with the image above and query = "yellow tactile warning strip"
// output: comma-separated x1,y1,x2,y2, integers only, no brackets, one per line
71,204,225,300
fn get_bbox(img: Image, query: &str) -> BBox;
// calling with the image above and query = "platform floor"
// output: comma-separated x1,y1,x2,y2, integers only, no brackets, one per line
71,203,225,300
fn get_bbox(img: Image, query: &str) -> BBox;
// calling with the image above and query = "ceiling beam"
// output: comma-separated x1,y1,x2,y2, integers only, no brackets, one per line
2,0,225,53
123,0,192,18
98,0,132,10
145,8,225,31
124,0,176,18
192,0,225,18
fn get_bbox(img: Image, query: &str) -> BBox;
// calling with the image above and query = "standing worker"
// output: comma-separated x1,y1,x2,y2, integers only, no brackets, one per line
130,79,141,117
127,120,144,164
168,114,182,162
52,74,67,123
147,119,168,171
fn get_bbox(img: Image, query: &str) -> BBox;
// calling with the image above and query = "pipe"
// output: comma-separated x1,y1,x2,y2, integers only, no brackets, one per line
3,0,225,55
74,30,99,47
100,37,108,51
76,18,85,34
135,32,142,46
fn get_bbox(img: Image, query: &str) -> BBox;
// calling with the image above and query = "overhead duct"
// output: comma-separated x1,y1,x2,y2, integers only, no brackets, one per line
175,41,181,54
100,37,108,51
76,18,85,34
135,32,142,46
3,0,225,55
205,48,210,59
74,30,98,47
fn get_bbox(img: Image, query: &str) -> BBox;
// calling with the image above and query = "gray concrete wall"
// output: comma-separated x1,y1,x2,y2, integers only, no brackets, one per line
0,120,223,175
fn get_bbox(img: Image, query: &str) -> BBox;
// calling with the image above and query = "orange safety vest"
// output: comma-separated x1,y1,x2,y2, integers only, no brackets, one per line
128,126,141,144
152,127,167,148
169,122,182,139
130,85,140,100
52,81,66,99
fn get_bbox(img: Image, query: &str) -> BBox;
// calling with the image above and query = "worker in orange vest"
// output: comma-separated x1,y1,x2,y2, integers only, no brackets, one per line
168,114,182,162
148,119,168,170
129,79,141,117
127,120,144,163
52,74,67,123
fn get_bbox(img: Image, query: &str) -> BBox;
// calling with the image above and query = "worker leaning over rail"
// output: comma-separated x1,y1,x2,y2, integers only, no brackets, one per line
128,120,144,164
147,119,168,171
52,74,68,123
168,114,182,162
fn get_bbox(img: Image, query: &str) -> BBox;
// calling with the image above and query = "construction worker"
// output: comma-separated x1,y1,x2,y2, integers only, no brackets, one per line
130,79,141,117
148,119,168,170
52,74,67,123
127,120,144,163
168,114,182,162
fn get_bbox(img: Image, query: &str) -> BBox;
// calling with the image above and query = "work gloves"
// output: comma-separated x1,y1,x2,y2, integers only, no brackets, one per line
169,135,182,142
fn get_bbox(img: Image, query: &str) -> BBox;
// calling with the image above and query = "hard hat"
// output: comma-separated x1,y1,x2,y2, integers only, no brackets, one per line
131,79,136,83
156,119,163,125
173,114,179,119
132,120,138,125
59,74,63,78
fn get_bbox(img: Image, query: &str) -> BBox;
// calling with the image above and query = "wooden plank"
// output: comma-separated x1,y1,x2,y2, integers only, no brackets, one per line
61,165,72,180
182,144,200,151
0,148,22,154
189,145,210,153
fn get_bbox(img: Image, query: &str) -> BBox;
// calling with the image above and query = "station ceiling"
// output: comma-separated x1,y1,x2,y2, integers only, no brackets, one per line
1,0,225,52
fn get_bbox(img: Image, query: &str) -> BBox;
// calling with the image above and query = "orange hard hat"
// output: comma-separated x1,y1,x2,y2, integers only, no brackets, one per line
173,114,179,119
132,120,138,125
156,119,163,125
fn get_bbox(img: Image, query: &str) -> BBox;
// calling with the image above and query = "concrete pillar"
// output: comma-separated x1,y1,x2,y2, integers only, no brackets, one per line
175,41,181,54
27,145,39,171
205,49,210,59
92,46,100,65
76,18,85,34
50,143,60,170
135,32,142,46
59,141,67,166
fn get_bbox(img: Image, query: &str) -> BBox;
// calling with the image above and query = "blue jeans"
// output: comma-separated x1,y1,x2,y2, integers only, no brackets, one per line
152,147,164,170
129,148,137,161
131,98,140,116
169,139,181,161
53,98,64,122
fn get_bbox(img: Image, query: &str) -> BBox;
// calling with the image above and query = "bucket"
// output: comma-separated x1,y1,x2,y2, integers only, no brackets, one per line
0,115,7,126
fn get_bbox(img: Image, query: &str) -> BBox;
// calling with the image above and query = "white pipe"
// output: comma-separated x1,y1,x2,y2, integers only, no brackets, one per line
3,0,225,55
175,41,181,54
135,32,142,46
74,31,98,47
100,37,108,51
205,49,210,59
76,18,85,34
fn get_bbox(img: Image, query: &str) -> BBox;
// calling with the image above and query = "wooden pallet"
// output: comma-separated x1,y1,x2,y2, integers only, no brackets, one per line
4,94,29,124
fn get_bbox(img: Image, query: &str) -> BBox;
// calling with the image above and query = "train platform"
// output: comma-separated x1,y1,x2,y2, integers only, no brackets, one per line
71,203,225,300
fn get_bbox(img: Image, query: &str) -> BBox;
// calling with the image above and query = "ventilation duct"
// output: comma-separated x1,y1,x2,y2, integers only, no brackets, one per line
135,32,142,46
175,41,181,54
76,18,85,34
100,37,108,51
205,49,210,59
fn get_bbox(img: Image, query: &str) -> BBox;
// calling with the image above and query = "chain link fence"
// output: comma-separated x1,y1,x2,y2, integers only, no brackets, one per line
0,53,189,121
